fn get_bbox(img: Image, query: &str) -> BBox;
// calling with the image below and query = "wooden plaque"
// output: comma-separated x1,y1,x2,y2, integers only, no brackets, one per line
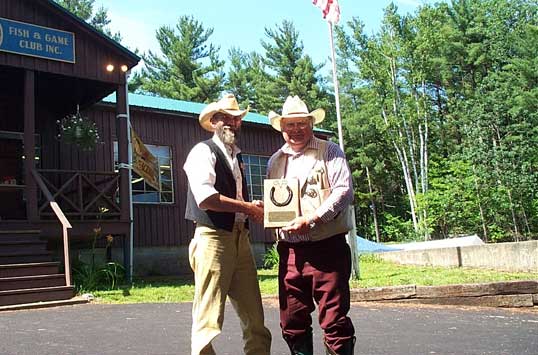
264,178,300,228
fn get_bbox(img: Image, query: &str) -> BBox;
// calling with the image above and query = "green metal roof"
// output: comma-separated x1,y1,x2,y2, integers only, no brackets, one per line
102,92,331,133
102,93,270,126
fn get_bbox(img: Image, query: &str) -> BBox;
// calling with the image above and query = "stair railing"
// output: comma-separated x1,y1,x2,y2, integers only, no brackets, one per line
31,169,73,286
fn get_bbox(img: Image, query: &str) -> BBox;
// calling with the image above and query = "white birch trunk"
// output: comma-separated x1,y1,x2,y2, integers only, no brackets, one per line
382,108,419,233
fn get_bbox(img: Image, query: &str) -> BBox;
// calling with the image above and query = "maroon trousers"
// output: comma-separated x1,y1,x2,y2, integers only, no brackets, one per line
277,234,355,352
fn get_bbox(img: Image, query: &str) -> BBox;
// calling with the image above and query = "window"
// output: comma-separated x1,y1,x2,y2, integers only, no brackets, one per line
242,154,269,201
114,142,174,204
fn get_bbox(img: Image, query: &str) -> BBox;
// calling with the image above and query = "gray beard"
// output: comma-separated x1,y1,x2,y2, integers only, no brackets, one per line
215,123,237,146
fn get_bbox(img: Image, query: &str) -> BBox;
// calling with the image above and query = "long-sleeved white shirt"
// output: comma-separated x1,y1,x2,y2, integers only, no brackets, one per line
183,134,246,222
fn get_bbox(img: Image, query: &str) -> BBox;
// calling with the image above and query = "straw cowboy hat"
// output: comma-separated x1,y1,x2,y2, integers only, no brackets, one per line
268,95,325,131
199,94,249,132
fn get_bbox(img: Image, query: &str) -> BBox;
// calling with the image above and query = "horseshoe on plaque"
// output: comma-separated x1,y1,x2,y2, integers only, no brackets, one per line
270,185,293,207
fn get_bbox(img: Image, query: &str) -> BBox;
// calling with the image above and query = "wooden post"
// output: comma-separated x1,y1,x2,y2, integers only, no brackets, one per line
24,70,38,222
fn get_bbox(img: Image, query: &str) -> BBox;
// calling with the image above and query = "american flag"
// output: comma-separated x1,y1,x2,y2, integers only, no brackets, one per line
312,0,341,24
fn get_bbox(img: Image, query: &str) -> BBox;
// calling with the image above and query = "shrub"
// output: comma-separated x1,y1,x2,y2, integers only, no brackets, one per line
382,212,417,242
263,244,279,269
72,258,125,292
72,226,125,292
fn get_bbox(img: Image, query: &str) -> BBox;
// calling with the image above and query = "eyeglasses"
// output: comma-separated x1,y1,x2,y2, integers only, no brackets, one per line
282,120,311,130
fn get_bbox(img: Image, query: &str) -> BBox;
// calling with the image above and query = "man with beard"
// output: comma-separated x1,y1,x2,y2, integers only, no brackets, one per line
183,94,272,355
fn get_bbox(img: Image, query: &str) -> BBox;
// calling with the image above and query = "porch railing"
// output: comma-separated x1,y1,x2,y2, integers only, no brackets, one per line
31,169,73,286
34,169,121,221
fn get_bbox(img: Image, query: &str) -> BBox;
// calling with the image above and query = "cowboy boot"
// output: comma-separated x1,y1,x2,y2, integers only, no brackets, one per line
285,329,313,355
325,336,356,355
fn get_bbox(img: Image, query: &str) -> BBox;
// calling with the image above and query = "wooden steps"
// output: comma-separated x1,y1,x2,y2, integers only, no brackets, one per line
0,286,75,306
0,262,61,277
0,231,52,265
0,273,66,291
0,230,75,308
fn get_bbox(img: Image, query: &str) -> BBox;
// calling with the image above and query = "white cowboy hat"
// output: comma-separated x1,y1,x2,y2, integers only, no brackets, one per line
199,94,249,132
268,95,325,131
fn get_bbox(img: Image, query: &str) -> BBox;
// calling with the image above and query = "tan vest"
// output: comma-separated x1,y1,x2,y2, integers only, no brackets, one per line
268,138,353,242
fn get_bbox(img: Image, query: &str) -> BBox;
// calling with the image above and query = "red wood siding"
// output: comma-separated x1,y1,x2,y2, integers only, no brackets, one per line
38,107,115,173
90,105,284,248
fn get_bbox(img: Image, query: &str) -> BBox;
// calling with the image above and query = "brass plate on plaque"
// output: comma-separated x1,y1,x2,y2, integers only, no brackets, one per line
264,178,300,228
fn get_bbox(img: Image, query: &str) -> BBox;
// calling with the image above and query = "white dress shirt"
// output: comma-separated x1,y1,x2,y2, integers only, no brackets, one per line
183,134,246,223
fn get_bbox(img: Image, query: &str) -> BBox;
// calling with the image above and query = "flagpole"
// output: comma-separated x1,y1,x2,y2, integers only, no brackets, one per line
327,21,360,279
328,22,345,153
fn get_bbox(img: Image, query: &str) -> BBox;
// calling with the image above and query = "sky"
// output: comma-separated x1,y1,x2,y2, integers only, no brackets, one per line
100,0,434,71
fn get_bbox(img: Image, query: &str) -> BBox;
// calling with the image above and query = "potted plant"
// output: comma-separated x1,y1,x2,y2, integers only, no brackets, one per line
57,105,101,151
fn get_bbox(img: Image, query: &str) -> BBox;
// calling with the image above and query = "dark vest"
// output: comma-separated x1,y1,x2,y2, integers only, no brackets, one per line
185,139,250,232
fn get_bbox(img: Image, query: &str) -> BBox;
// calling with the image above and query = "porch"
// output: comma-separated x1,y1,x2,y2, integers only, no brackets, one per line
0,0,140,306
0,67,134,286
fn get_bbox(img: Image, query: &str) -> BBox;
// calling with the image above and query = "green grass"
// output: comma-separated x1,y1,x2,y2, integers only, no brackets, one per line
91,256,538,304
92,277,195,304
352,254,538,289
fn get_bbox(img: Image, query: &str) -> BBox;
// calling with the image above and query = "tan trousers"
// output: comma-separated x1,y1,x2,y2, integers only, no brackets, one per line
188,223,272,355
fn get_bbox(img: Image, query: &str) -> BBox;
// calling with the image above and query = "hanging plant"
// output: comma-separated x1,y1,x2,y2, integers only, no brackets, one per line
57,105,101,151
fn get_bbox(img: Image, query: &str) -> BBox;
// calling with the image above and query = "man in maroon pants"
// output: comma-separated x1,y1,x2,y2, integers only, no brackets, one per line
267,96,356,355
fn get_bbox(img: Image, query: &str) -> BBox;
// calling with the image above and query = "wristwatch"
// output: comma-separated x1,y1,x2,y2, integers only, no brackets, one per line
307,218,317,230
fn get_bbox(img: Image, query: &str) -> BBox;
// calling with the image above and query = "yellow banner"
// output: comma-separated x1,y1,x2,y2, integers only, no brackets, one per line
131,129,160,191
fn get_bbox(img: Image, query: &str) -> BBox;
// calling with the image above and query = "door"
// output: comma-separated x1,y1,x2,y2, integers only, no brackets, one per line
0,132,25,220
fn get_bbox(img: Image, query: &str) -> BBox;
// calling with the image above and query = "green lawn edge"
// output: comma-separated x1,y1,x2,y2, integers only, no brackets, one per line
90,258,538,304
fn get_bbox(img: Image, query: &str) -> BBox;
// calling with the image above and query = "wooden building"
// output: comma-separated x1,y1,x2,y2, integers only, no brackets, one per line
0,0,331,307
0,0,139,306
91,93,289,276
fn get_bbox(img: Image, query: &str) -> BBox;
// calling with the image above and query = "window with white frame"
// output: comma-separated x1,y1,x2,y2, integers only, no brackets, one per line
242,154,269,201
114,142,174,204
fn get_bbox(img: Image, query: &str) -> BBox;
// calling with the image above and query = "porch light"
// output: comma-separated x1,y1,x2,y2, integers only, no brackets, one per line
21,155,40,160
106,64,114,72
121,64,128,72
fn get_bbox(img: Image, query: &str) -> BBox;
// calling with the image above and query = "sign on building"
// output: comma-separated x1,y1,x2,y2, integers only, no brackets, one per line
131,129,160,191
0,17,75,63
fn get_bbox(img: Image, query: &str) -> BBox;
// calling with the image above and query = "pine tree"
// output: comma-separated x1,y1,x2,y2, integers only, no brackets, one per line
260,20,329,116
54,0,121,41
136,16,225,103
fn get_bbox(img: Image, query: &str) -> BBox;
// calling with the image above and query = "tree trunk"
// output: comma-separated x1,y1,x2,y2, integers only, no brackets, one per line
386,52,420,236
382,108,419,234
472,164,488,242
506,189,520,242
520,202,531,238
366,165,381,243
492,128,520,242
419,80,430,240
